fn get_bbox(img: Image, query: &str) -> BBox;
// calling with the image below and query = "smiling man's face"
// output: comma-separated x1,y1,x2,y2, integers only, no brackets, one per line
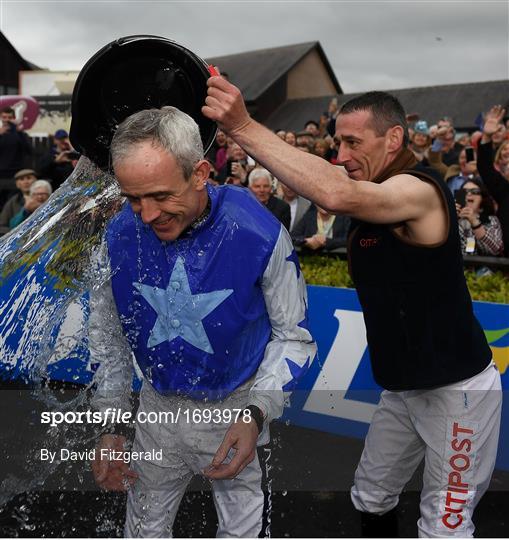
114,141,209,241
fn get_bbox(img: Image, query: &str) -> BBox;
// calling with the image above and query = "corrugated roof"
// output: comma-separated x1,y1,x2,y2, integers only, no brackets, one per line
206,41,341,101
266,80,509,132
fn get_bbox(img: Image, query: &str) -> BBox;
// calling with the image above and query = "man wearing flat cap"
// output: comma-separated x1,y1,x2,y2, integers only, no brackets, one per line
0,168,37,235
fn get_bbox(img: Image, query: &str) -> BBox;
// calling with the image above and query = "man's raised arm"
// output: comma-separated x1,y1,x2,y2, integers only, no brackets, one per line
202,76,441,227
202,75,353,213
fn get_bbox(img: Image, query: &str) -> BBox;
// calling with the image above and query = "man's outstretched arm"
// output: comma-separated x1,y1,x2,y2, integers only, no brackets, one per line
203,75,351,212
202,76,441,226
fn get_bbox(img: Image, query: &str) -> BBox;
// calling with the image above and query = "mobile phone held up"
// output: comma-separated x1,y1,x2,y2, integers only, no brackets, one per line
455,189,467,208
465,146,475,163
225,160,235,178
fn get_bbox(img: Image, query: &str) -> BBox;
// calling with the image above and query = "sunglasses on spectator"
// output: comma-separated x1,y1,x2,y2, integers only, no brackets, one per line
462,188,481,195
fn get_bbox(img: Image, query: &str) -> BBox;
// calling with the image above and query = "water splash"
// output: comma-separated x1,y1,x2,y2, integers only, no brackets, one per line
0,157,123,508
263,446,273,538
0,157,277,535
0,158,121,376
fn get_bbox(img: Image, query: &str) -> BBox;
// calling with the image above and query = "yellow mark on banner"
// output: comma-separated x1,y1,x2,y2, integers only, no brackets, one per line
491,346,509,375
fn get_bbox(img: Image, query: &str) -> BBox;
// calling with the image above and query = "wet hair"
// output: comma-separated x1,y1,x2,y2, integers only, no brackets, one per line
460,177,496,219
339,91,410,146
110,106,203,180
248,168,272,187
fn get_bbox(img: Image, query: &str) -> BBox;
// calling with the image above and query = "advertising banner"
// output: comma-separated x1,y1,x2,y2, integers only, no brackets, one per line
284,286,509,471
1,284,507,470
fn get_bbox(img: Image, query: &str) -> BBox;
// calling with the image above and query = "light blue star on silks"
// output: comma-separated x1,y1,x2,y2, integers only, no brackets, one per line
133,256,233,353
282,356,311,391
285,250,301,279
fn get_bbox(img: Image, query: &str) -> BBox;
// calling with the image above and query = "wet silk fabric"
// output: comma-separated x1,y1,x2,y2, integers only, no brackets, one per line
106,185,280,399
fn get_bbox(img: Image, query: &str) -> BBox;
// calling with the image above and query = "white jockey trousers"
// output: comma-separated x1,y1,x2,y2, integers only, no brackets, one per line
124,382,264,538
351,361,502,537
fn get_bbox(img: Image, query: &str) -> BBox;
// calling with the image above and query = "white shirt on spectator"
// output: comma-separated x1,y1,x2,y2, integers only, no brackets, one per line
289,198,299,230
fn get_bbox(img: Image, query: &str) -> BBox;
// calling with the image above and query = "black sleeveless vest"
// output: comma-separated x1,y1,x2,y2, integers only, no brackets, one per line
348,163,492,391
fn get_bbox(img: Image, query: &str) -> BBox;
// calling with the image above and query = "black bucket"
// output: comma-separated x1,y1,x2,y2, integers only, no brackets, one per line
70,35,217,170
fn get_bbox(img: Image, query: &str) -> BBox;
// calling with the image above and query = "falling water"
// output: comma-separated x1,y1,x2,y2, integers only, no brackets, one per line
0,157,278,536
0,157,121,382
263,446,273,538
0,157,123,522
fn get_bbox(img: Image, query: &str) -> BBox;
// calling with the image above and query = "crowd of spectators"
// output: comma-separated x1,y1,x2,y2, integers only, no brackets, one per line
405,105,507,259
205,99,509,264
1,100,508,268
0,107,79,236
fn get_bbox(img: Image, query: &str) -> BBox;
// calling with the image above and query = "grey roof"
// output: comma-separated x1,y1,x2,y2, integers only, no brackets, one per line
206,41,341,102
266,79,509,132
25,61,42,70
0,31,41,71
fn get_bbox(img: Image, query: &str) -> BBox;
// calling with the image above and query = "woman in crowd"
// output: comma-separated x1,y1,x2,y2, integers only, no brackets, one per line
217,140,251,185
214,130,228,171
284,131,296,146
409,120,431,163
0,168,37,235
291,203,350,252
477,105,509,255
456,178,503,256
494,139,509,170
313,138,331,161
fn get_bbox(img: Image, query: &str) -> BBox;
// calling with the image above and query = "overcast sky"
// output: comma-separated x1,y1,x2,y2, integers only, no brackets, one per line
1,0,508,93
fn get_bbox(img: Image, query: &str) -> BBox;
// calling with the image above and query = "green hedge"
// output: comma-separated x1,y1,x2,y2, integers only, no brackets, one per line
299,255,509,304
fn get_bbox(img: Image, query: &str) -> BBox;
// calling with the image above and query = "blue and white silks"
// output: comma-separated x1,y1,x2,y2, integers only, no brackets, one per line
91,185,316,421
